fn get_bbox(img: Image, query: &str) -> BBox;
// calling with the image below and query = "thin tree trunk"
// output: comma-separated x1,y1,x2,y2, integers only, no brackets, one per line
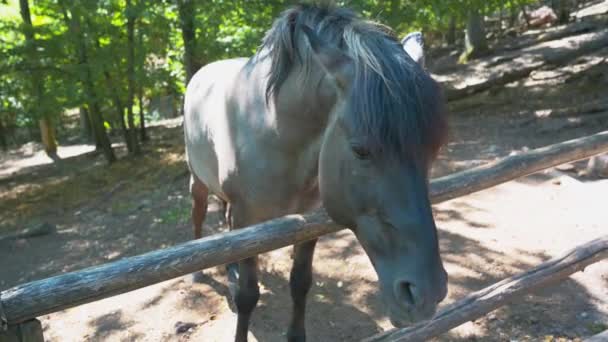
509,4,517,27
19,0,60,161
39,118,59,160
88,17,132,153
79,107,93,141
0,118,7,151
520,3,531,27
126,0,140,155
177,0,199,85
103,70,131,152
447,16,456,45
461,9,489,62
388,0,400,28
499,2,505,34
137,12,148,142
557,0,571,24
138,88,147,142
60,1,116,163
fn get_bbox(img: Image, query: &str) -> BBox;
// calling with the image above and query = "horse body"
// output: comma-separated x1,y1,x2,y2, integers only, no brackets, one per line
184,3,448,341
185,55,327,222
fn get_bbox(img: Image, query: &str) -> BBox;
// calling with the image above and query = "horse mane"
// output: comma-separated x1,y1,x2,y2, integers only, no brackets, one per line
258,1,448,158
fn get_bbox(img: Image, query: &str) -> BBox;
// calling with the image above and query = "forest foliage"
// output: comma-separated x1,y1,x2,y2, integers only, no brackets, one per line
0,0,547,162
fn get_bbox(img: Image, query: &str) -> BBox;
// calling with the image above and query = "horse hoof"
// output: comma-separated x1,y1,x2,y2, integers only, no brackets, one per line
189,271,206,284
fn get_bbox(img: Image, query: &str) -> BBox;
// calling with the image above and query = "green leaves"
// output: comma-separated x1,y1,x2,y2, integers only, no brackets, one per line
0,0,538,144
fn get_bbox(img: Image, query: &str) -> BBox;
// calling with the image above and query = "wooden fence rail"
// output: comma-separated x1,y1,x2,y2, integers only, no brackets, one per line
363,235,608,342
584,329,608,342
1,130,608,329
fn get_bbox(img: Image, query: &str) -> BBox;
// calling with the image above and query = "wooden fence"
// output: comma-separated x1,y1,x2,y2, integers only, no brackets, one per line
1,130,608,342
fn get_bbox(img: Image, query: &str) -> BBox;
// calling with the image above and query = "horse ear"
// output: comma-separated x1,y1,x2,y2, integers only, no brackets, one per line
401,31,425,68
301,25,354,90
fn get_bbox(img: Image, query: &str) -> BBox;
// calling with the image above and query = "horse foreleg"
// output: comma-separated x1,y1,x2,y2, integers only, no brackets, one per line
190,175,209,239
234,256,260,342
190,175,209,283
287,239,318,342
224,204,260,342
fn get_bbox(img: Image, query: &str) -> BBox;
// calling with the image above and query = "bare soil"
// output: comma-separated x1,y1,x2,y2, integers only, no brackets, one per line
1,14,608,342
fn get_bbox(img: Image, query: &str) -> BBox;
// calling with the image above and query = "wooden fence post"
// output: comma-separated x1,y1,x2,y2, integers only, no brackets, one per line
0,320,44,342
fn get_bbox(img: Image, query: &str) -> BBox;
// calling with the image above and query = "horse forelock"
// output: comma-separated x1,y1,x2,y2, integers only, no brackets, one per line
346,30,448,159
258,1,448,158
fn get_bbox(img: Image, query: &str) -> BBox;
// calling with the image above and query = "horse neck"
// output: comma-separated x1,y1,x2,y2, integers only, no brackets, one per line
270,62,337,150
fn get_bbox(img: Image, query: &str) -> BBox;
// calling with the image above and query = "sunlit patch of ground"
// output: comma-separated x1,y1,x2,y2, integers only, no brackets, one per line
0,143,95,178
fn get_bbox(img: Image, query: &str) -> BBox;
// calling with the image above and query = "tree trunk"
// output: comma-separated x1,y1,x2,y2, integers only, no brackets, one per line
38,118,59,161
509,4,518,27
102,70,131,152
126,0,141,155
0,118,7,151
553,0,571,24
520,3,531,27
387,0,400,29
79,107,93,141
60,1,116,163
461,9,489,62
19,0,60,161
447,16,456,45
138,88,148,142
136,9,148,142
177,0,199,85
89,19,132,153
499,2,505,34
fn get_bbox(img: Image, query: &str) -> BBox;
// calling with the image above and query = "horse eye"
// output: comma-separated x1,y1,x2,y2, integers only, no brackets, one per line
352,145,371,160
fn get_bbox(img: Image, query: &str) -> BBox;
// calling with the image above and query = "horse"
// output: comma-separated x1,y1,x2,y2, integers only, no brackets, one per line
183,3,448,341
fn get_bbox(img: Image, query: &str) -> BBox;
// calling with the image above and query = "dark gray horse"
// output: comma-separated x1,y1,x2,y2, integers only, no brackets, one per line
184,3,448,341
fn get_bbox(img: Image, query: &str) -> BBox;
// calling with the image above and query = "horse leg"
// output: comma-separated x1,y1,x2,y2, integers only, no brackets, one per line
234,256,259,342
226,205,260,342
190,175,209,239
190,175,209,283
287,239,318,342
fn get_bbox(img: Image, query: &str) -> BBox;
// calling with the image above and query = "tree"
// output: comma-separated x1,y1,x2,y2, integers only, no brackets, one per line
137,16,147,142
176,0,199,85
126,0,141,155
447,16,457,45
461,8,489,62
552,0,572,24
59,0,116,163
5,0,549,159
19,0,59,161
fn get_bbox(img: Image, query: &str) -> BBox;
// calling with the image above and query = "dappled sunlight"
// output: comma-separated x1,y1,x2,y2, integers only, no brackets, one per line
0,143,96,179
0,125,189,235
2,11,607,341
3,115,607,340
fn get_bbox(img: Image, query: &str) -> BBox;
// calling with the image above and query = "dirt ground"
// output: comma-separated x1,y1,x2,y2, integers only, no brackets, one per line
1,10,608,342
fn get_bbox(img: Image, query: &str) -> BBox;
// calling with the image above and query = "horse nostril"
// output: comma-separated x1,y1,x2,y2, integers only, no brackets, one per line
394,280,416,307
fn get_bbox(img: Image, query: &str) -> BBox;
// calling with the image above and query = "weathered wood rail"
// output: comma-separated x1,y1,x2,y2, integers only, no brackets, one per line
584,329,608,342
1,130,608,340
363,235,608,342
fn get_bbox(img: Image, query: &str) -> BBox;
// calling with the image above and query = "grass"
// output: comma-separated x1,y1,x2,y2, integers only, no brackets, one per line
158,203,190,225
